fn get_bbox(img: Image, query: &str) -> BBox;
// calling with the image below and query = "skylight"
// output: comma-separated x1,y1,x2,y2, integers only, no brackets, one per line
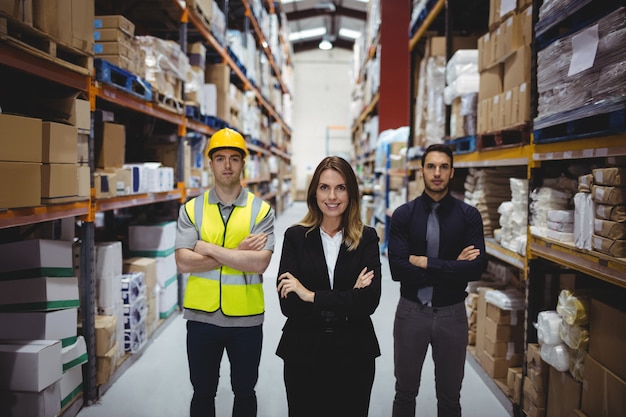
338,28,362,39
288,27,327,41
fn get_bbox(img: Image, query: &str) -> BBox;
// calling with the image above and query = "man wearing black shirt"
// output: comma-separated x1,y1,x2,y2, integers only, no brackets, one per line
388,144,487,417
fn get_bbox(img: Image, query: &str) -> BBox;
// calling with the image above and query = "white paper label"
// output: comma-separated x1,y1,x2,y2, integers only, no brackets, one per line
568,25,599,76
500,0,516,17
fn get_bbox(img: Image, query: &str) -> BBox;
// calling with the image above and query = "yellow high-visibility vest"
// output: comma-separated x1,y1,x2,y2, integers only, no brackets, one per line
183,191,270,316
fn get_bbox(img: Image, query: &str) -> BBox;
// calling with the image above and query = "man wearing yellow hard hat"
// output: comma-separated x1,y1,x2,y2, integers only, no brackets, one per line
174,128,275,417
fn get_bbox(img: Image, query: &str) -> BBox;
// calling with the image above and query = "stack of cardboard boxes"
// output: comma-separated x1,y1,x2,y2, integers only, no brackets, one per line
128,222,179,322
523,343,549,417
477,0,532,134
94,15,139,75
0,98,90,210
0,239,84,416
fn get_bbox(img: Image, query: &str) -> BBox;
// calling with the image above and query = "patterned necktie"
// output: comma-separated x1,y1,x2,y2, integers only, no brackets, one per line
418,202,439,305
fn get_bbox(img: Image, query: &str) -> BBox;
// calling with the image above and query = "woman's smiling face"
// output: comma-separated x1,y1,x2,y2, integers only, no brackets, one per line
316,168,348,220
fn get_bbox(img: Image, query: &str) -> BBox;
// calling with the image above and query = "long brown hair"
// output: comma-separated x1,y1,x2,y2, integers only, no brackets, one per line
300,156,364,251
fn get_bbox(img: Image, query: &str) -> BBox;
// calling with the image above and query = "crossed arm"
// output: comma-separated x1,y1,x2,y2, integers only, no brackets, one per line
409,244,480,269
176,233,271,274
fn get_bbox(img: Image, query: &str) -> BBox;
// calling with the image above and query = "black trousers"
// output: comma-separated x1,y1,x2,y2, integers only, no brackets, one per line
283,338,376,417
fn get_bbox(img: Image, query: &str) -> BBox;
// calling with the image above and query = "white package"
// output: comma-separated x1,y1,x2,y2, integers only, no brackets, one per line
574,192,594,250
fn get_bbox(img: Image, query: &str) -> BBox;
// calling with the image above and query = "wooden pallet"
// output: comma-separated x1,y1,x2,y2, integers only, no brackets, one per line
0,15,92,75
95,58,153,102
477,123,530,151
534,104,626,144
447,135,477,154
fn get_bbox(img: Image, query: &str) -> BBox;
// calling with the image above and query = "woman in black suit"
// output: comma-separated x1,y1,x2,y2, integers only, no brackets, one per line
276,156,382,417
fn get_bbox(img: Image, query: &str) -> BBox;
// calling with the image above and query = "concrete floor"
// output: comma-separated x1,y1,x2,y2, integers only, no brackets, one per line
77,201,512,417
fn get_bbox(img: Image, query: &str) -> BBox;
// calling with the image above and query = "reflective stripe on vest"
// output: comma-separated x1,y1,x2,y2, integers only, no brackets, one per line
182,192,270,316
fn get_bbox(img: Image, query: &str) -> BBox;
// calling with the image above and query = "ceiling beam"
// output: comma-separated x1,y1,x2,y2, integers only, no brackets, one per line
287,5,366,21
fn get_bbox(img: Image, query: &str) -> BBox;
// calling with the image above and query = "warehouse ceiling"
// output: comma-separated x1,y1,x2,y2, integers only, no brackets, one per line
93,1,369,53
278,0,369,53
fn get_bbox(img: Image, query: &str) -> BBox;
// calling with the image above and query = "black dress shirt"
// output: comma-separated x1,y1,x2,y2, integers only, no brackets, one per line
388,192,488,307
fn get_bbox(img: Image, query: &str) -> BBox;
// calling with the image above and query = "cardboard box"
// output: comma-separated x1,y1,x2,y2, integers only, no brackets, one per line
128,222,177,256
528,366,548,394
589,298,626,380
503,88,516,128
93,27,130,42
41,163,79,198
42,122,78,163
94,122,125,169
487,302,524,325
123,257,157,291
516,82,530,124
0,113,42,162
520,5,533,46
482,351,523,378
158,278,178,319
0,380,61,417
94,40,134,58
0,307,78,341
73,98,91,133
0,276,78,310
77,165,90,197
0,0,33,24
0,339,62,391
60,364,82,407
71,0,94,51
96,342,118,386
77,133,89,164
93,315,117,357
514,369,523,404
94,15,135,36
478,64,503,102
507,367,523,404
504,45,531,91
527,343,550,374
33,0,71,44
477,32,491,71
485,316,524,342
0,161,41,209
62,335,87,370
484,335,523,357
427,35,478,57
581,354,626,417
490,94,502,131
0,239,73,279
547,366,582,417
475,287,494,365
94,170,115,198
524,375,547,408
501,14,522,58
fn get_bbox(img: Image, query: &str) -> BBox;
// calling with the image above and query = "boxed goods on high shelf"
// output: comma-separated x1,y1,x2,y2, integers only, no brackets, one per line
476,0,532,138
534,4,626,142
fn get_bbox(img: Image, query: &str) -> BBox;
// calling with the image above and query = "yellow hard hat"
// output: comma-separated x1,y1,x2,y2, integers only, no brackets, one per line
206,128,248,158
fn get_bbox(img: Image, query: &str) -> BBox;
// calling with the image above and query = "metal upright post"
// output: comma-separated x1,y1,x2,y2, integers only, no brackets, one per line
81,98,97,404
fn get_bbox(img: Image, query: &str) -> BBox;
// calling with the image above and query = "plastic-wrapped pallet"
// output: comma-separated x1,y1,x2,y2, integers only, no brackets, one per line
536,7,626,125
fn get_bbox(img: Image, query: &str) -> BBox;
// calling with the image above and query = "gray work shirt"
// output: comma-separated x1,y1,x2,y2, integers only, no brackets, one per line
175,187,275,327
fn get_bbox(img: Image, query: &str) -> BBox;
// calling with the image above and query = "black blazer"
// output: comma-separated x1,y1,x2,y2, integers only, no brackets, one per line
275,224,382,362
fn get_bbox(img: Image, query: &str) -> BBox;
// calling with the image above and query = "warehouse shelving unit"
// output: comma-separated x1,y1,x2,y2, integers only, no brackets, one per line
398,0,626,415
0,1,293,415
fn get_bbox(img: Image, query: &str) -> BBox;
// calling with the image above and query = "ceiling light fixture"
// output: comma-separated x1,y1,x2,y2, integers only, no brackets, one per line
318,38,333,50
